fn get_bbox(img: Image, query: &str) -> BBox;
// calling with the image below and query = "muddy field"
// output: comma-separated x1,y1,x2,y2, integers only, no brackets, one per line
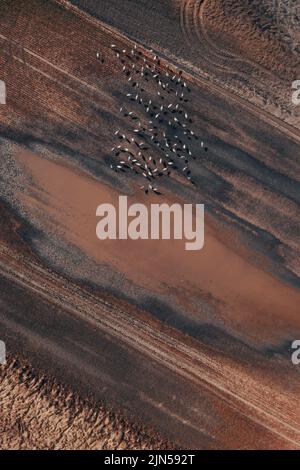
0,357,171,450
70,0,300,125
0,0,299,449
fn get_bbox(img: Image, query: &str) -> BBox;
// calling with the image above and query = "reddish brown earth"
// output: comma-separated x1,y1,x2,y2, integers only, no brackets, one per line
70,0,300,124
0,0,299,450
0,357,171,450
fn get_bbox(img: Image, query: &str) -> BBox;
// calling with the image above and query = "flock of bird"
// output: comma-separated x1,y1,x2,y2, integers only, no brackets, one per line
98,43,207,194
